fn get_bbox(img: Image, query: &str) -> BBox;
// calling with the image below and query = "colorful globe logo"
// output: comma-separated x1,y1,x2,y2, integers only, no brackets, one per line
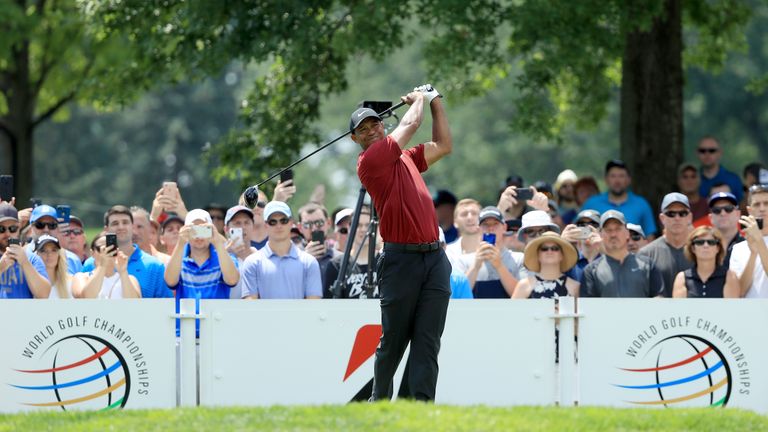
616,334,731,407
11,335,131,411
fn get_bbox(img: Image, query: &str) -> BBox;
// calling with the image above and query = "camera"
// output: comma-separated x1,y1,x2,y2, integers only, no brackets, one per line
515,187,534,201
360,101,393,118
192,225,213,239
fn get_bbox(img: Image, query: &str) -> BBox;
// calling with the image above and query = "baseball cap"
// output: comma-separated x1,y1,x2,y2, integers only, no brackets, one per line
334,208,354,226
661,192,690,211
677,162,698,176
349,108,381,134
575,209,601,225
185,209,212,226
0,203,18,223
600,210,626,228
627,223,645,238
30,204,57,223
264,201,292,221
605,159,629,175
518,210,561,241
478,206,504,224
433,190,458,207
162,213,184,228
554,169,578,191
708,191,738,208
69,216,84,227
35,234,60,252
225,205,254,226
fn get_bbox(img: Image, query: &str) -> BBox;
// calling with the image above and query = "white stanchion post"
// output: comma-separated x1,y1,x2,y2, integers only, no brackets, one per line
557,296,577,406
179,298,197,407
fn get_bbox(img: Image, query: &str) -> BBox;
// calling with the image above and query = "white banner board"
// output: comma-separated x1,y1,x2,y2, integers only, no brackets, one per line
578,299,768,413
0,300,177,413
199,299,557,406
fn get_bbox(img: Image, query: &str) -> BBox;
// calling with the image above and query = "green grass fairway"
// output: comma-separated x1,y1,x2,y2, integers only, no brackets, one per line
1,404,766,432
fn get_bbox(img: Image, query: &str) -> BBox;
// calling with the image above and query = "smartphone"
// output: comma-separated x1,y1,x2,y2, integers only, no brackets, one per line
105,233,117,253
311,230,325,244
29,198,42,208
192,225,213,239
229,227,243,243
515,187,534,201
576,226,592,240
162,181,178,196
0,175,12,202
279,169,293,184
8,238,20,246
56,205,71,224
482,233,496,245
758,218,764,230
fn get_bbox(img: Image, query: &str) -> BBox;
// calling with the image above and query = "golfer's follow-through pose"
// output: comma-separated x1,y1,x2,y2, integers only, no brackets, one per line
351,84,452,401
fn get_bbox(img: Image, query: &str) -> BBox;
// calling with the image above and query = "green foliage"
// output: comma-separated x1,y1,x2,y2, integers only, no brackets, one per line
1,404,767,432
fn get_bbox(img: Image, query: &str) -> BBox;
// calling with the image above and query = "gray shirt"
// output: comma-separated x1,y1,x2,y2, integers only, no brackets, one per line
580,253,664,298
637,237,692,297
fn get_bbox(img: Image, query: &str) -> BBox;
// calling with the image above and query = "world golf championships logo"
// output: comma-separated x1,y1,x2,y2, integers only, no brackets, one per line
11,334,130,411
615,334,732,407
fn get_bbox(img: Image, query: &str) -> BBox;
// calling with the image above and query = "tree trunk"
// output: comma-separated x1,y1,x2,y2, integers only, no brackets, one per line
620,0,684,214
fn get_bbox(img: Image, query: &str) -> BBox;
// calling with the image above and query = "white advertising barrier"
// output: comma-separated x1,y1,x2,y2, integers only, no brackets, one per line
578,299,768,413
0,300,177,413
199,299,557,406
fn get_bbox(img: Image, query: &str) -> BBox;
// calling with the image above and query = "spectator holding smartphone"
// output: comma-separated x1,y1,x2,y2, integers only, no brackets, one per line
25,204,83,274
730,184,768,297
297,202,338,287
165,209,239,306
0,203,51,298
73,233,141,299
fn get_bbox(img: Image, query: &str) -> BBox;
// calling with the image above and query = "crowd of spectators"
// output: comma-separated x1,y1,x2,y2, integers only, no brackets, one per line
1,135,767,302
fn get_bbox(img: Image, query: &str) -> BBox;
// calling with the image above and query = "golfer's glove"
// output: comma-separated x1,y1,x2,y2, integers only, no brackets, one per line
414,84,442,103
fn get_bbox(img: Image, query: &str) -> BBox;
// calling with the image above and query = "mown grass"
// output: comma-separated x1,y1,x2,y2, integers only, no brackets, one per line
0,403,766,432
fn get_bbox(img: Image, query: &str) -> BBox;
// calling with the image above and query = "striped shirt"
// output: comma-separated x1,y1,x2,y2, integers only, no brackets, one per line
171,244,238,299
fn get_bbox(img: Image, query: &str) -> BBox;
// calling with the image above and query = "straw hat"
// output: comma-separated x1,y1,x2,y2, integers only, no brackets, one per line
523,232,578,273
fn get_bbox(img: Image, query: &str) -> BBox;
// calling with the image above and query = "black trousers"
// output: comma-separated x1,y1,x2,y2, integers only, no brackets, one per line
371,247,451,401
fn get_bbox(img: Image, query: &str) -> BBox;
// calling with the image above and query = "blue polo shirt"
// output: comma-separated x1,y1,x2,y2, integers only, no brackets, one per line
170,244,237,299
127,245,171,298
0,251,49,298
581,192,658,237
240,243,322,299
700,165,743,203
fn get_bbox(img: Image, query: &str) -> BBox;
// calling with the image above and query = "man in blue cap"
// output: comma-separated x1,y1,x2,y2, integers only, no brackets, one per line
25,204,82,274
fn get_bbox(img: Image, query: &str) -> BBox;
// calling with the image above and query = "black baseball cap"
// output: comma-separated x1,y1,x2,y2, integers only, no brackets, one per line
605,159,629,175
349,108,381,134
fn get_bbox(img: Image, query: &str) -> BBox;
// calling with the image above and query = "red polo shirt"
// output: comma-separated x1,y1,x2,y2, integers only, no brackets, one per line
357,135,438,244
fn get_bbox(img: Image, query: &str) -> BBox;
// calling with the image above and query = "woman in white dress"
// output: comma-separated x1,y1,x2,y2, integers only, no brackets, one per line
72,233,141,299
35,235,73,299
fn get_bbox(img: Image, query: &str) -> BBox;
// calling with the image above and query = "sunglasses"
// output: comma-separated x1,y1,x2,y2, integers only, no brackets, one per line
663,210,690,218
697,148,718,154
539,245,561,252
34,221,58,230
337,227,349,235
301,220,325,230
0,225,19,234
266,217,291,226
525,228,549,238
710,205,736,215
62,229,84,236
692,239,719,247
630,233,643,241
576,221,599,229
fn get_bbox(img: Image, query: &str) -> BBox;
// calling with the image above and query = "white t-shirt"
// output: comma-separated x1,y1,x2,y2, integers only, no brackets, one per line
48,279,73,299
97,273,124,299
729,236,768,298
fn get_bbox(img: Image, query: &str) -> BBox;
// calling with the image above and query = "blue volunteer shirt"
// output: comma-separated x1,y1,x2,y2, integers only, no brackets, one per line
0,251,49,298
581,192,658,237
171,244,238,299
699,165,744,203
449,269,473,299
